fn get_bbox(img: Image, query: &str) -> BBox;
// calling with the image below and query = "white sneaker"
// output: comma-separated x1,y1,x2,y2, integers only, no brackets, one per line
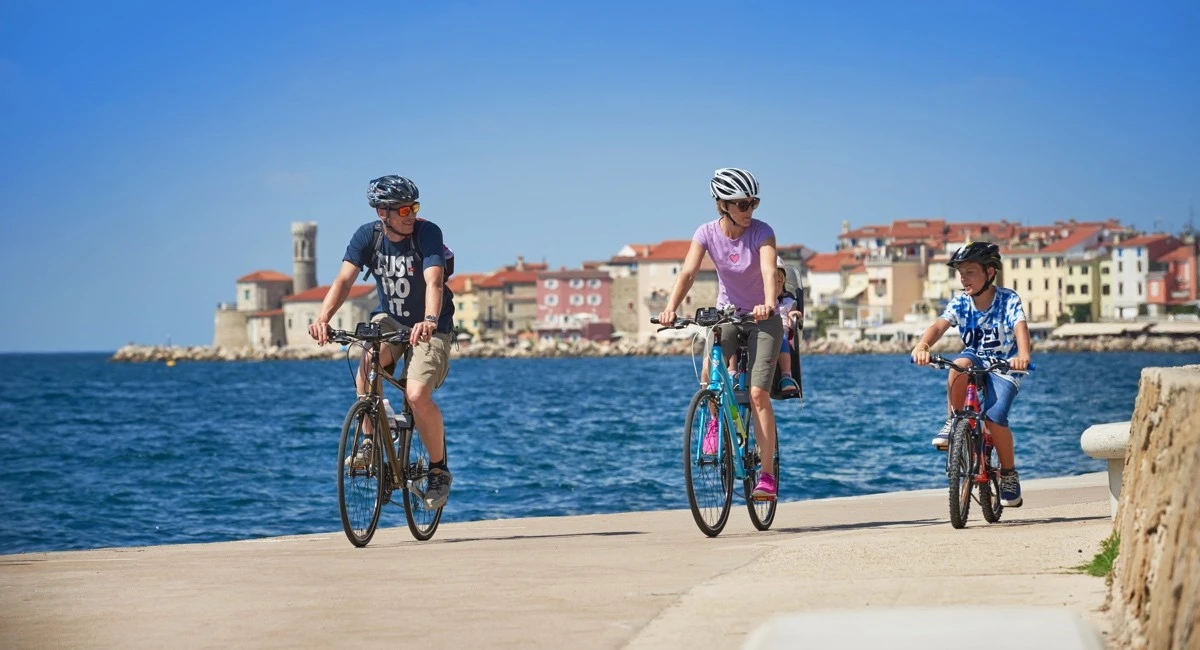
931,418,953,450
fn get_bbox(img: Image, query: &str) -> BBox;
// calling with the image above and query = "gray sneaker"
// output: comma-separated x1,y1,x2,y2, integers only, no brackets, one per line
931,418,954,450
424,468,452,509
1000,470,1023,507
345,438,374,471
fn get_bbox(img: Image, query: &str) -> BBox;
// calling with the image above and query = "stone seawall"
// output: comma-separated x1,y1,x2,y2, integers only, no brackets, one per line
108,334,1199,363
1109,365,1200,650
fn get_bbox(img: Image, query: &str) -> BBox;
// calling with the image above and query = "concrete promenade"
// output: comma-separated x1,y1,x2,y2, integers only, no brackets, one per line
0,472,1113,649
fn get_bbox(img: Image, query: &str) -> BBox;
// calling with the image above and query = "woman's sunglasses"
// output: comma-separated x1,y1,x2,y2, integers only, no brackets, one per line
382,202,420,217
726,198,759,211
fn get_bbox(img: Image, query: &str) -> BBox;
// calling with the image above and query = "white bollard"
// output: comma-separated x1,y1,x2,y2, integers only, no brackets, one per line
1079,420,1131,519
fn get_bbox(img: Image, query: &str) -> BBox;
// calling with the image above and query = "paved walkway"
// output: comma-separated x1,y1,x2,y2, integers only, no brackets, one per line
0,473,1114,649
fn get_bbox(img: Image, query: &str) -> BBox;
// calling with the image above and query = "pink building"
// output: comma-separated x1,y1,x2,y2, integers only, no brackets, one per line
1146,242,1198,312
535,268,614,342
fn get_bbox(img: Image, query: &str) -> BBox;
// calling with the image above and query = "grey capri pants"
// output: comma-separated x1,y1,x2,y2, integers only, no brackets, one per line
718,315,783,391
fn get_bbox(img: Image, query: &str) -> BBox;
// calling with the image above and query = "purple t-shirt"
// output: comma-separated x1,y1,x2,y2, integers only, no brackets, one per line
692,219,776,311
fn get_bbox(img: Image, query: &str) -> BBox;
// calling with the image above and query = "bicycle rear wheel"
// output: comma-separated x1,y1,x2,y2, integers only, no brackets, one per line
401,427,444,541
744,415,779,531
980,444,1004,523
683,389,733,537
947,418,973,529
337,400,384,547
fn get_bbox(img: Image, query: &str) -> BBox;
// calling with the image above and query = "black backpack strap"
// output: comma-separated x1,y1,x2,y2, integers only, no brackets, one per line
361,221,384,281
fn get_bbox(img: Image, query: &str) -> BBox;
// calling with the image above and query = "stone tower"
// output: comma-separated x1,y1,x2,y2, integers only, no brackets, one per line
291,221,318,294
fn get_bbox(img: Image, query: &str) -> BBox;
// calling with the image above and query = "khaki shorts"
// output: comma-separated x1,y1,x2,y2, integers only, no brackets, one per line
370,313,452,389
717,315,783,391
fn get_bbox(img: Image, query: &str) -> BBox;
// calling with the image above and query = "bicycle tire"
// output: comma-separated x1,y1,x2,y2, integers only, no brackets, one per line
683,389,733,537
980,444,1004,523
401,426,445,541
337,400,385,547
744,413,779,531
947,418,973,529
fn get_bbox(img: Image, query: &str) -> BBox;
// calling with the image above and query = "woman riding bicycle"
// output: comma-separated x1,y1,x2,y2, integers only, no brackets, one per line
657,168,783,499
911,241,1031,507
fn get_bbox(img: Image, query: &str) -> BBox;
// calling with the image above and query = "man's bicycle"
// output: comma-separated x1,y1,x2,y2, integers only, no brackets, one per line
654,307,779,537
327,322,445,547
923,355,1030,529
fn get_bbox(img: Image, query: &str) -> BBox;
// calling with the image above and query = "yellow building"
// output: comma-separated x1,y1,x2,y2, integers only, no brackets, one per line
447,274,486,338
1002,226,1104,323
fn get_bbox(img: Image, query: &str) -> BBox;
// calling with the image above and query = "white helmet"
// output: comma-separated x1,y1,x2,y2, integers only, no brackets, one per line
710,168,759,200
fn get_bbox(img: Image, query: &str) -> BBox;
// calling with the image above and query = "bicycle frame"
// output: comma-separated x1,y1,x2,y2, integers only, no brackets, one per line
698,325,756,483
951,373,994,486
348,334,420,498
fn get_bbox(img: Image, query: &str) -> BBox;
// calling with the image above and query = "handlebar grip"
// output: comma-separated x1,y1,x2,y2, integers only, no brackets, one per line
650,317,661,324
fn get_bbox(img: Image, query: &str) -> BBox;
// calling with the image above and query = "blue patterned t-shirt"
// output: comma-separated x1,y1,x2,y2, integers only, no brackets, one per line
940,287,1026,382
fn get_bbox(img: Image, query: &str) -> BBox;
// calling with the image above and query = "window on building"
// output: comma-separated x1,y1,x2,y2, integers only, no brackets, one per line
1081,284,1089,295
545,294,558,306
1137,282,1142,296
507,303,514,313
1027,280,1032,291
1118,262,1123,273
1101,266,1110,275
1056,257,1064,267
1137,261,1143,273
287,318,292,329
1066,285,1076,295
507,320,513,329
570,294,584,306
243,289,250,301
1118,282,1124,295
1069,266,1074,276
1012,280,1018,290
1044,279,1050,291
1057,278,1063,290
1102,284,1110,295
1041,257,1049,268
307,318,313,326
588,278,602,288
569,278,584,289
1025,258,1032,269
545,279,558,290
587,294,602,305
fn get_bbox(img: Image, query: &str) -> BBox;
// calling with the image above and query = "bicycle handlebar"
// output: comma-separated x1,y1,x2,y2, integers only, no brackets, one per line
651,310,760,332
326,325,412,346
917,354,1034,375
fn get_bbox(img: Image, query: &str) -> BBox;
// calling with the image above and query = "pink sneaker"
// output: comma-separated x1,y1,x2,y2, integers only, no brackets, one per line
752,471,777,500
702,418,719,455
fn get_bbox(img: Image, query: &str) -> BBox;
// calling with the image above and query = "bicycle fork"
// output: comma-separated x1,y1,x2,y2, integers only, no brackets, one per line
962,384,993,485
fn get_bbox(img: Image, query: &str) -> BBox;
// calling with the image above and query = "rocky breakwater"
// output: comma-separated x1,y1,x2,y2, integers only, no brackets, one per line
1108,364,1200,650
110,344,342,362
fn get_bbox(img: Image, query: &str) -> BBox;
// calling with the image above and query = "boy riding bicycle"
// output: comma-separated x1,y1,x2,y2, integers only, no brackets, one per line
911,242,1031,507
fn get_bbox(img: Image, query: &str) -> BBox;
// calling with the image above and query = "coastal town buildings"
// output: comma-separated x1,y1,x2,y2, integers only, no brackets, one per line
213,218,1199,350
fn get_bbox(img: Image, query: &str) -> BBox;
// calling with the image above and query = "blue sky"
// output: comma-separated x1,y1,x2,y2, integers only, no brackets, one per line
1,1,1197,352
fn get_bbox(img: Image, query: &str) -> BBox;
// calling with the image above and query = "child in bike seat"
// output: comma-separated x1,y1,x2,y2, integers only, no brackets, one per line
910,242,1031,507
773,258,803,395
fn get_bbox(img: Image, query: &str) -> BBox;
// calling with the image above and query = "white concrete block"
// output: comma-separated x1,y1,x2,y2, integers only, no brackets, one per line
1080,420,1131,520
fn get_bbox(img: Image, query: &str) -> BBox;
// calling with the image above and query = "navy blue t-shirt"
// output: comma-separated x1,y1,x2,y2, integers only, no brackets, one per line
343,220,455,333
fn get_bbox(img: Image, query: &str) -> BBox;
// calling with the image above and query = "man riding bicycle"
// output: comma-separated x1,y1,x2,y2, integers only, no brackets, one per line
308,175,456,510
657,168,783,499
911,242,1031,507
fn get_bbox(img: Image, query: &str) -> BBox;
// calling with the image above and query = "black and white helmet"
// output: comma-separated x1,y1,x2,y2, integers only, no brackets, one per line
367,175,419,208
709,168,760,200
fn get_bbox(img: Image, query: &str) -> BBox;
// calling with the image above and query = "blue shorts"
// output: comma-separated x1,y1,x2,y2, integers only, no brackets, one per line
954,352,1018,427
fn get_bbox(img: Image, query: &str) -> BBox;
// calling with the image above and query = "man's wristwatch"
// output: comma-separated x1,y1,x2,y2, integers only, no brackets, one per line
423,315,438,323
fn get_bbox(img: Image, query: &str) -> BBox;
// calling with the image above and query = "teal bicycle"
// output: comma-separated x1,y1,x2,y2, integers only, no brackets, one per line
654,306,779,537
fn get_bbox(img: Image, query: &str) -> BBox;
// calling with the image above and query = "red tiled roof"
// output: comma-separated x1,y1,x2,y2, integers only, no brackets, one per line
806,252,857,273
840,225,889,240
447,273,487,294
1040,226,1103,253
283,284,375,303
237,270,292,283
643,240,693,261
889,219,946,239
1116,234,1174,248
486,269,539,285
1158,245,1195,263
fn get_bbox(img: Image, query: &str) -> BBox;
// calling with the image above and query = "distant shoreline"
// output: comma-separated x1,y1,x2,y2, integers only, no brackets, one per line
107,334,1200,362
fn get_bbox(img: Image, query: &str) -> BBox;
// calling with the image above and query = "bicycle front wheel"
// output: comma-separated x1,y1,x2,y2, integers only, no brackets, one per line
980,443,1004,523
337,400,385,547
745,414,779,531
683,389,733,537
947,418,973,529
401,427,444,541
